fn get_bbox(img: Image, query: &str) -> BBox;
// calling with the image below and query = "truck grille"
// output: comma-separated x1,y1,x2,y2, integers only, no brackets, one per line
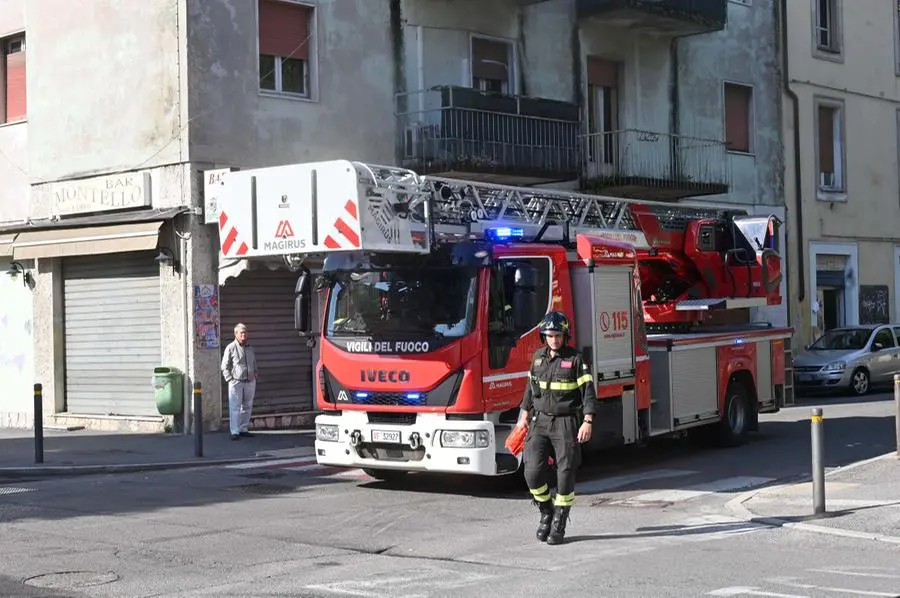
352,392,428,407
367,412,417,426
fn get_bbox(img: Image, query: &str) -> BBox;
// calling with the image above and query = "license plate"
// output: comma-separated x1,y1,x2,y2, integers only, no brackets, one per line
796,374,812,382
371,429,401,444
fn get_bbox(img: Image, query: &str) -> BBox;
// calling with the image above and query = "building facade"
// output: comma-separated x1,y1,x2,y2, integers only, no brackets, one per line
0,0,785,431
783,0,900,347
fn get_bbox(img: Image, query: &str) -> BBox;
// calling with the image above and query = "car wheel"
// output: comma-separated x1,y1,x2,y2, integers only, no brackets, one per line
849,368,870,396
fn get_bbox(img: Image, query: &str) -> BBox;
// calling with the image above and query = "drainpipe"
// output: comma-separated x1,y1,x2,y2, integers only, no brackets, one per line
780,0,805,305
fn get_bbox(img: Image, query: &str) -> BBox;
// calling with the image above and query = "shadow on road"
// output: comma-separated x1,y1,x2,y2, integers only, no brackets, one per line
0,393,894,523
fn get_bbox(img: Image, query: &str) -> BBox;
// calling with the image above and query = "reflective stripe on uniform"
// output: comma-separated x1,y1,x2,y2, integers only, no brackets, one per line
536,374,593,391
554,492,575,507
529,483,552,502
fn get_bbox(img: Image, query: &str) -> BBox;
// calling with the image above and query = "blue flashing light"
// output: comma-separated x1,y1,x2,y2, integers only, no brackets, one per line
355,392,369,399
406,393,421,400
734,338,744,345
486,226,525,242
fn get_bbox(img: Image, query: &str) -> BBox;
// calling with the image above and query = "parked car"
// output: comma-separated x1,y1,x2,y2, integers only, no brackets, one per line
792,324,900,396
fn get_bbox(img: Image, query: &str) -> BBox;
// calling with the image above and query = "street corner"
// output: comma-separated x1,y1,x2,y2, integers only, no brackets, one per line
726,451,900,545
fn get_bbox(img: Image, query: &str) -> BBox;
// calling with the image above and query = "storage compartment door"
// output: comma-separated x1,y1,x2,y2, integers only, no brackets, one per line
591,266,635,381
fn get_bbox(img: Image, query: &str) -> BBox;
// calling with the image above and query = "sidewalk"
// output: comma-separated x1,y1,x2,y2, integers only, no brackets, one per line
728,451,900,545
0,427,316,479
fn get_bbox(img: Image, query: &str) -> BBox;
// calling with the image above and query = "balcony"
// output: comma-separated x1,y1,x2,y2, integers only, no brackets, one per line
396,86,582,185
582,129,729,200
577,0,727,36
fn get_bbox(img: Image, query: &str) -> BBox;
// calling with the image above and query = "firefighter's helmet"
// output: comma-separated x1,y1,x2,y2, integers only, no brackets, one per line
539,311,570,342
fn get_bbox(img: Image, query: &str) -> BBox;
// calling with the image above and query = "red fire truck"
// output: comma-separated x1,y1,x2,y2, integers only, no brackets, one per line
214,160,791,481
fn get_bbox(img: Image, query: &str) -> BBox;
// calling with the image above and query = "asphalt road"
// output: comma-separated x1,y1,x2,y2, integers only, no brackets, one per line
0,393,898,598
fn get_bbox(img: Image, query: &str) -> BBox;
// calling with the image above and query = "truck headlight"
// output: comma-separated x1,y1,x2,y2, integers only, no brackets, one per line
316,424,339,442
823,361,846,372
440,430,490,448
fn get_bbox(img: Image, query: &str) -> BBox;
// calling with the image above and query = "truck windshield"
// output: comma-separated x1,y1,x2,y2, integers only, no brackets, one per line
325,268,478,339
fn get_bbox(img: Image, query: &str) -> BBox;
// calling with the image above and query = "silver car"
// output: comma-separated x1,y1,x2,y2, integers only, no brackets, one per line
792,324,900,396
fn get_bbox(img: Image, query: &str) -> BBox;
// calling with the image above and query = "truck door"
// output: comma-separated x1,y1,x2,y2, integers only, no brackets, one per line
591,266,636,382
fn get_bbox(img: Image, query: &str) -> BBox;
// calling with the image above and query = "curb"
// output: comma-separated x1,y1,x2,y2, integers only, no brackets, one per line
726,451,900,545
0,455,279,480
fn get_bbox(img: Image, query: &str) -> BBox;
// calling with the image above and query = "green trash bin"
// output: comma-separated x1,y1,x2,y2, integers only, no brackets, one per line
153,366,184,415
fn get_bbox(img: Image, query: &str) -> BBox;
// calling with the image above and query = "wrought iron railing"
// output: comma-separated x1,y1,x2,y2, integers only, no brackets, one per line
396,87,582,181
582,128,729,194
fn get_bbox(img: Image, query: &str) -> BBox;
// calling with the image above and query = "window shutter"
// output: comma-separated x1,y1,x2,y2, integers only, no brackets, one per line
587,57,619,88
471,37,510,81
5,51,26,122
258,0,311,60
724,84,750,153
818,105,835,173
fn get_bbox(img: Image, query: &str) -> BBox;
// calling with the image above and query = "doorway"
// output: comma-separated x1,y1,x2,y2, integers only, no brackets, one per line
818,286,844,331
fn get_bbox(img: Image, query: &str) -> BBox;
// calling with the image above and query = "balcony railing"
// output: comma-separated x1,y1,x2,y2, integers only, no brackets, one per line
396,86,582,184
582,128,729,200
577,0,727,35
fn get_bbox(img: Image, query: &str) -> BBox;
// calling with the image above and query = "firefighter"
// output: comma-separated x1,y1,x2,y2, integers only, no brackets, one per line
517,310,597,545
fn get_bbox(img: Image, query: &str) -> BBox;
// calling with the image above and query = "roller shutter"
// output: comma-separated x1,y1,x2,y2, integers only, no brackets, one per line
63,252,162,416
219,267,313,415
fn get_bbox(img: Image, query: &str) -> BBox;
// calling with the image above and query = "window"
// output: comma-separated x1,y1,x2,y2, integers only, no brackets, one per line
2,35,25,123
586,57,620,166
816,100,845,193
813,0,841,55
258,0,313,98
487,256,552,370
895,3,900,75
872,328,895,350
723,83,753,154
471,36,514,95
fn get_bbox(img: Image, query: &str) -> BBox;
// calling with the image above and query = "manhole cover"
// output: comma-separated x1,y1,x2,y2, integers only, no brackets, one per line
228,483,295,495
0,487,35,496
24,571,119,589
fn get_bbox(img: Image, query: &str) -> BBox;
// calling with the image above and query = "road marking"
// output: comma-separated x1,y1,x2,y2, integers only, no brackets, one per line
577,468,698,495
765,576,899,597
620,476,775,504
707,587,807,597
225,457,318,470
0,487,35,496
305,569,495,597
808,568,900,580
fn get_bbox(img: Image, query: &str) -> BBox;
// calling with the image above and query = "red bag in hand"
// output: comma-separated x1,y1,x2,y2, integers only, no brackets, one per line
505,425,527,456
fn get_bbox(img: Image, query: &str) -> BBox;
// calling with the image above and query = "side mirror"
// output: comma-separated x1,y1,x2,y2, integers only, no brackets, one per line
512,264,539,332
294,270,312,335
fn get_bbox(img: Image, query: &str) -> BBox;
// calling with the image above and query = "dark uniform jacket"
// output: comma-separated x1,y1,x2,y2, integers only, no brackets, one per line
522,345,598,418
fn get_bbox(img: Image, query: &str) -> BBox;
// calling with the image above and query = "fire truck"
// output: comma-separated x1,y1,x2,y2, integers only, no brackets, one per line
214,159,791,481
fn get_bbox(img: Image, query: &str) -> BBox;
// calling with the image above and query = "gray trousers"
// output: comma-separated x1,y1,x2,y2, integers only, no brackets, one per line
228,380,256,435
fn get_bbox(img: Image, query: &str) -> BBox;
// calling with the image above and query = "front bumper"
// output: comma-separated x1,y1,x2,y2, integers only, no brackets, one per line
314,411,515,476
793,368,851,390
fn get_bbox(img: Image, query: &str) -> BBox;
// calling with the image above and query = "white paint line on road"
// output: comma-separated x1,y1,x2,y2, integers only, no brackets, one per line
749,498,899,509
0,487,35,496
765,576,900,597
577,468,698,495
708,586,807,597
808,568,900,580
225,457,317,470
620,476,775,504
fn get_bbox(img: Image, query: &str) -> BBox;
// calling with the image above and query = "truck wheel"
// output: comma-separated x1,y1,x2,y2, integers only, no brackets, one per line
717,381,750,447
362,468,408,482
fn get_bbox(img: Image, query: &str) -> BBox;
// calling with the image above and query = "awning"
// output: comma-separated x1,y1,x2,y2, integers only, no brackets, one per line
0,234,15,257
12,221,164,260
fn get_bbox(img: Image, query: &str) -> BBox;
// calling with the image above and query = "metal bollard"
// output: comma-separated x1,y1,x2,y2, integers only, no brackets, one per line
894,375,900,458
193,381,203,458
811,407,826,515
33,383,43,464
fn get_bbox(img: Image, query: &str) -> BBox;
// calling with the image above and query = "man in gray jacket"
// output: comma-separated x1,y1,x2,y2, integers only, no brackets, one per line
221,323,259,440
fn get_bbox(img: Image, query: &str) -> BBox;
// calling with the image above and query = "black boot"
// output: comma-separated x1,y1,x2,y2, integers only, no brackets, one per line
535,500,554,542
546,505,570,545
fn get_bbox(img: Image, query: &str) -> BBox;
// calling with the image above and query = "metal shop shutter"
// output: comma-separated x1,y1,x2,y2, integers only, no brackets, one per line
63,252,162,416
219,267,313,415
